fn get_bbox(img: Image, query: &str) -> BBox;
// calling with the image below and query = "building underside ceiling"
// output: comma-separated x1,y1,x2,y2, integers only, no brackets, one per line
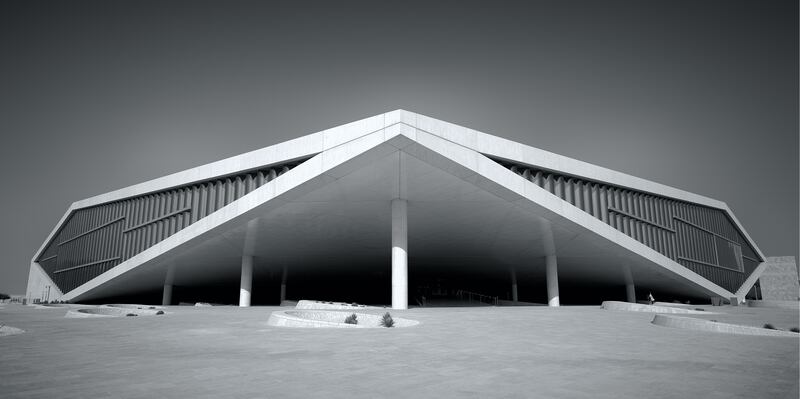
79,148,716,302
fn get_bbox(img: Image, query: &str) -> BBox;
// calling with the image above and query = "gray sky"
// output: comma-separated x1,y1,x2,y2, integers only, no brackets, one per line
0,0,797,295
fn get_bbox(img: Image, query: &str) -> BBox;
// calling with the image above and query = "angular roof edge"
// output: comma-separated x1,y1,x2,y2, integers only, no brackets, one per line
32,109,765,262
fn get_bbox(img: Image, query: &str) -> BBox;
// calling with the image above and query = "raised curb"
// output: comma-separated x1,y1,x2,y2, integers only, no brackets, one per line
267,310,418,328
747,300,799,310
65,305,166,318
295,300,381,310
601,301,716,314
652,301,711,308
652,314,800,337
0,325,25,337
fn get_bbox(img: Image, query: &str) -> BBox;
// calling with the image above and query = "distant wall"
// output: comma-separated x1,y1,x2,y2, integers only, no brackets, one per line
759,256,799,301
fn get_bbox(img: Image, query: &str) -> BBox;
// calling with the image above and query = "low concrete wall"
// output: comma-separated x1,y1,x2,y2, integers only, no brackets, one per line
497,300,545,306
747,300,799,310
33,304,72,310
267,310,418,328
65,305,166,318
0,326,25,337
295,300,381,310
653,301,710,308
601,301,715,314
107,304,165,310
652,314,799,337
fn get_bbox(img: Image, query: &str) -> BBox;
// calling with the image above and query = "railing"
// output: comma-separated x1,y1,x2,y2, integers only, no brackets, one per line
456,289,498,306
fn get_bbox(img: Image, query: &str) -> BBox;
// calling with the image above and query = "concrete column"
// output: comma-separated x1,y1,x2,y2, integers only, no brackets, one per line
239,256,253,307
162,284,173,306
162,266,175,306
280,264,288,303
391,199,408,310
510,268,518,303
626,283,636,303
546,255,560,307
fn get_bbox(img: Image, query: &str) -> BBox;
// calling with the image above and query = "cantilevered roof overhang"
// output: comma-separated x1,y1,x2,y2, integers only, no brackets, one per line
30,110,766,303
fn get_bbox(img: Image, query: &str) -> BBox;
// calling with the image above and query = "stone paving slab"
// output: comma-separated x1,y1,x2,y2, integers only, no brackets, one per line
0,303,797,398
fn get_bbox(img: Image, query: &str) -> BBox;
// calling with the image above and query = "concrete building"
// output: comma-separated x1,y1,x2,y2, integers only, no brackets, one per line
27,110,780,307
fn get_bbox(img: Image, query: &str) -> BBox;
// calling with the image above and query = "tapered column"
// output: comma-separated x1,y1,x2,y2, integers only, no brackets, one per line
510,268,518,303
280,264,288,303
626,283,636,303
239,256,253,307
162,266,174,306
162,284,173,306
392,199,408,310
546,255,560,307
622,264,635,303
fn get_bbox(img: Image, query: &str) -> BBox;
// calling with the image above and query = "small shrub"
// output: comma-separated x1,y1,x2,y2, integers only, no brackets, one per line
380,312,394,328
125,313,137,317
149,306,156,309
155,310,164,315
790,327,799,333
763,323,776,330
344,313,358,324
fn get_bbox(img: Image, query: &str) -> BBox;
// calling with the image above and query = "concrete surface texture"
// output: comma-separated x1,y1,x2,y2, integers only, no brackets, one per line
759,257,799,301
1,303,798,399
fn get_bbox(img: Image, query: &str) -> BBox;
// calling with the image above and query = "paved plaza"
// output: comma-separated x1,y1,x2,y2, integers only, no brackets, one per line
0,303,797,398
